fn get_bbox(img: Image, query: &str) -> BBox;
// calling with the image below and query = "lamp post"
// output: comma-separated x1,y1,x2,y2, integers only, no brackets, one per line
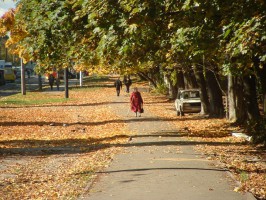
21,58,26,95
64,67,69,98
79,71,83,87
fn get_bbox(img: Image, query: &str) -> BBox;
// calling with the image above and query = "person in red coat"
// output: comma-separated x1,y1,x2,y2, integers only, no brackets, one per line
130,87,144,117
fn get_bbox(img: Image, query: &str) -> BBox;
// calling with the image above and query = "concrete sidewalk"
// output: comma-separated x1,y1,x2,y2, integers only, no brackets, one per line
79,90,255,200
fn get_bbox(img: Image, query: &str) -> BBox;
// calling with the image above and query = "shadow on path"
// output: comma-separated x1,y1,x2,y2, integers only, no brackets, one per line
0,137,246,157
95,167,228,174
0,116,205,127
0,101,128,109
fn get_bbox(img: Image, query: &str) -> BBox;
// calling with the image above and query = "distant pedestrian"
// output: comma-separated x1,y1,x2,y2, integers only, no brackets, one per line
130,87,144,117
56,77,60,91
114,77,122,96
48,74,55,90
123,76,132,93
26,69,30,79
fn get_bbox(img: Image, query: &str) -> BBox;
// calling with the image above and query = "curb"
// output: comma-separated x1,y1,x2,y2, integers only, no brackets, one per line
210,159,258,200
225,168,257,200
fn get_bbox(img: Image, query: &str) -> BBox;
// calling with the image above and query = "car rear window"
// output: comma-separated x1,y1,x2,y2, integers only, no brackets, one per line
182,91,200,99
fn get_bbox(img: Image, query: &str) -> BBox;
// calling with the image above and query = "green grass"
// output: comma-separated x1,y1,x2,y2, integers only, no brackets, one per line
0,92,70,106
83,75,111,83
240,171,249,182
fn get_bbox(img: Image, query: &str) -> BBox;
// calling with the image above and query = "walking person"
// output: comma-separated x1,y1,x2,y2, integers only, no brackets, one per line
114,77,122,96
123,76,132,93
48,74,55,90
56,77,60,91
130,87,144,117
26,69,30,79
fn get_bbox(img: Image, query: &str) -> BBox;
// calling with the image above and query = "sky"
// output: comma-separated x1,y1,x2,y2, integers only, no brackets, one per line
0,0,16,17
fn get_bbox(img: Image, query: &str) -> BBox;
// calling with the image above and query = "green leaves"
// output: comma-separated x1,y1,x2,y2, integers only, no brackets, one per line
224,16,266,64
223,29,231,39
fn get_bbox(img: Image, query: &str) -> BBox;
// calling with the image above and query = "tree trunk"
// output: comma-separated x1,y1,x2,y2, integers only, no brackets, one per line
38,74,42,91
167,76,178,99
264,94,266,116
228,73,237,121
193,66,210,115
177,70,185,89
164,74,172,97
243,74,260,122
183,70,198,89
228,73,246,122
164,70,181,99
235,82,246,122
137,72,157,88
256,63,266,116
206,70,224,117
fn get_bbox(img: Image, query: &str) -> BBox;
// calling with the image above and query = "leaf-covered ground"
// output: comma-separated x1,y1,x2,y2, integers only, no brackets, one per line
0,78,132,199
0,76,265,199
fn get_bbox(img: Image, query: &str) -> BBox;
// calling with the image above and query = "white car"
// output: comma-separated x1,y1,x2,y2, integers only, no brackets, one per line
174,89,201,116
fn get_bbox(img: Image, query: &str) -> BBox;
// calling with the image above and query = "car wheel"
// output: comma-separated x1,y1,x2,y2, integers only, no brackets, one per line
180,107,184,116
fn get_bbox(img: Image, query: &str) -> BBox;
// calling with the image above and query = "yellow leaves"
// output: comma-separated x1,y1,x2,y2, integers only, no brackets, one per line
0,8,15,36
0,6,28,61
74,63,86,71
168,22,173,29
125,23,138,34
234,187,240,192
0,26,8,36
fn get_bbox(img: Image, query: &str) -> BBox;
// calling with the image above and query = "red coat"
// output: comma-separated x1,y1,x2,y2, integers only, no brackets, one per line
130,91,143,112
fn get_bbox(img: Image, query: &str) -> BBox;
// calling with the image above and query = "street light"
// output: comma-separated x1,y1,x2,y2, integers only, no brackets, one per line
21,58,26,95
64,67,69,98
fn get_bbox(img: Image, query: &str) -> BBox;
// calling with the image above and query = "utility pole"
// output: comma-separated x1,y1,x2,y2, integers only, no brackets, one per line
64,67,69,98
21,58,26,95
79,71,83,87
38,74,42,91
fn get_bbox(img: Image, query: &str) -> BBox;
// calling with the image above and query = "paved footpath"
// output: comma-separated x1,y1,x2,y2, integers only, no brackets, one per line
80,89,255,200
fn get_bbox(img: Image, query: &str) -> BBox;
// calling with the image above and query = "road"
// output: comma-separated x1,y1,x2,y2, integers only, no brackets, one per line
0,76,40,97
0,76,81,98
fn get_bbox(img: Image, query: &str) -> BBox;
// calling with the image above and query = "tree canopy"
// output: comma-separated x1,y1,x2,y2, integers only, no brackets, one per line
0,0,265,77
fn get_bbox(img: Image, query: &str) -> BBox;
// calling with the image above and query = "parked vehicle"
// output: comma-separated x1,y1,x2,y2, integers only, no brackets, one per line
174,89,201,116
4,62,12,68
4,68,16,82
0,60,5,69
